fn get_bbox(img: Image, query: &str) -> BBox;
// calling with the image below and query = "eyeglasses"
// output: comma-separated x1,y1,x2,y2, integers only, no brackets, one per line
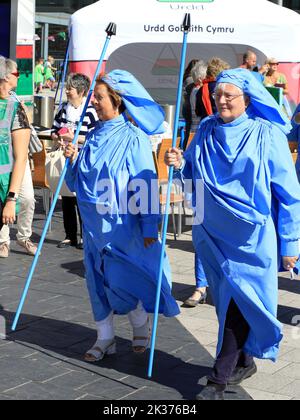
269,63,279,65
11,71,20,78
212,93,244,102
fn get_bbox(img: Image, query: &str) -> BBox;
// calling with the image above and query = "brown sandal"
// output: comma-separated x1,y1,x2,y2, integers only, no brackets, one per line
84,339,116,362
132,318,151,354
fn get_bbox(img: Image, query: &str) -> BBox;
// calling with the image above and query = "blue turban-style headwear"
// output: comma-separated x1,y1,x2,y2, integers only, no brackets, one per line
102,70,165,135
216,68,292,134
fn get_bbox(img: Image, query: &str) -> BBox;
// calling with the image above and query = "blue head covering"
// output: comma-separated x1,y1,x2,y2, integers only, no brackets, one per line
216,68,292,134
102,70,165,135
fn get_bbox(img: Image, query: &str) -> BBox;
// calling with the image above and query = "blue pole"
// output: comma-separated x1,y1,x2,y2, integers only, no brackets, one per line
12,23,117,332
148,14,191,379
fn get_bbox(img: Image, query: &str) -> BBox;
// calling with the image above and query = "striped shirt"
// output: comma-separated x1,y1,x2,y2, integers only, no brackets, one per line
51,101,98,136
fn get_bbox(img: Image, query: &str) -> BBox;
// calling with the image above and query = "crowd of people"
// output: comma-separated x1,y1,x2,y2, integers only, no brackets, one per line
1,48,300,400
34,56,57,94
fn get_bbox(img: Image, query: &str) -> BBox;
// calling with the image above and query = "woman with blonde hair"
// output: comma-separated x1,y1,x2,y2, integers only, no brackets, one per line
264,57,288,95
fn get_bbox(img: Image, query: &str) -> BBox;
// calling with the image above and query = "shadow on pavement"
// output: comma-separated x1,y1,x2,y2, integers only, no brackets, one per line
278,275,300,296
0,305,252,400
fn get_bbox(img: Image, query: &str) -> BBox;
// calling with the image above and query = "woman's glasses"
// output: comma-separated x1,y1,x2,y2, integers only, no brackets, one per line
212,93,244,102
11,71,20,78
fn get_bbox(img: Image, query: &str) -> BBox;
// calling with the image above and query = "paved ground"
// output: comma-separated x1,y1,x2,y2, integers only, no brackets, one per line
0,193,300,400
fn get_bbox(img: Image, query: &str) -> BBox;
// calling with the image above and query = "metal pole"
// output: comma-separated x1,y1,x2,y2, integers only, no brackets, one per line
54,27,73,107
9,0,18,60
148,13,191,379
43,23,49,63
12,23,117,332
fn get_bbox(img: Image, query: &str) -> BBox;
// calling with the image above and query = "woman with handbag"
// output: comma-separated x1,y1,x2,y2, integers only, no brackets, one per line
0,56,31,256
0,91,43,258
51,73,98,249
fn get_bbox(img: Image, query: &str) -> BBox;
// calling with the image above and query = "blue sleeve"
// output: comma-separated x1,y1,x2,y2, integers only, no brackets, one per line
181,124,202,193
183,117,210,181
183,142,195,181
65,157,79,193
127,131,160,239
269,126,300,256
65,132,93,192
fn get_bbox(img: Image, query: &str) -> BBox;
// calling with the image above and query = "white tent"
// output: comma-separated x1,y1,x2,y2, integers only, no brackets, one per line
69,0,300,105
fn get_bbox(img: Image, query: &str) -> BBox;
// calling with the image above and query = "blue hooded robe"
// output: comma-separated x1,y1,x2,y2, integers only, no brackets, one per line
65,71,179,322
183,69,300,361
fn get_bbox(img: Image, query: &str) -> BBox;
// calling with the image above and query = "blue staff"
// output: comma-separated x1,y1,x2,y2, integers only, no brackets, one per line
148,13,191,378
12,22,117,332
54,26,72,107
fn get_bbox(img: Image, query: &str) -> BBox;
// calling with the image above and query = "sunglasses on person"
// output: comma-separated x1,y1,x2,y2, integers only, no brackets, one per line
11,71,20,78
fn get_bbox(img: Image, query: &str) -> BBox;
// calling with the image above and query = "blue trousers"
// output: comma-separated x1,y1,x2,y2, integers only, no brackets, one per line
195,252,208,288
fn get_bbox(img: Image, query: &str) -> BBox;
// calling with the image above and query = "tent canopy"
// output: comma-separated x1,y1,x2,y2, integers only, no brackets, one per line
69,0,300,104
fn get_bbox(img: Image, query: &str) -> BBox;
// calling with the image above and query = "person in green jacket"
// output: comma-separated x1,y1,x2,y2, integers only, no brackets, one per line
34,58,44,94
44,56,57,91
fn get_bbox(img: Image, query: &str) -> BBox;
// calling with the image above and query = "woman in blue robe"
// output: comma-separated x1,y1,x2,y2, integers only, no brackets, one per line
65,70,179,363
166,68,300,400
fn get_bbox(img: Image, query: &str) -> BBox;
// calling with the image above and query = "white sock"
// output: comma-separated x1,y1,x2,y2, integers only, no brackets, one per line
96,311,114,341
128,301,148,329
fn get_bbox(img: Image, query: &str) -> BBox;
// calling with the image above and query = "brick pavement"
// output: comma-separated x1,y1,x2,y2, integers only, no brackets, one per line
0,193,299,400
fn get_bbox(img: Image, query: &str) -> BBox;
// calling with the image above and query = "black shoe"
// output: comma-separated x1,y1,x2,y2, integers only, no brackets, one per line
196,383,226,401
76,240,84,250
57,240,77,249
227,362,257,386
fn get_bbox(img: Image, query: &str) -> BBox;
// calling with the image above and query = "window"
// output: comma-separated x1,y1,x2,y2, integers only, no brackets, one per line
269,0,300,11
285,0,300,8
0,2,11,57
36,0,96,14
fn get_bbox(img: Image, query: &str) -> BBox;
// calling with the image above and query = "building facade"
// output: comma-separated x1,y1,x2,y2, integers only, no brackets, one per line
35,0,97,60
0,1,35,99
36,0,96,14
269,0,300,12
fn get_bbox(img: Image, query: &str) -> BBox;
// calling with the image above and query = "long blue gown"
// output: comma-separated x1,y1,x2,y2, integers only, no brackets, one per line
184,112,300,361
66,114,180,322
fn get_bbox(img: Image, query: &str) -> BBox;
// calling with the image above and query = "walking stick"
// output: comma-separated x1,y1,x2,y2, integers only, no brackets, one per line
148,14,191,378
12,22,117,331
54,27,72,107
